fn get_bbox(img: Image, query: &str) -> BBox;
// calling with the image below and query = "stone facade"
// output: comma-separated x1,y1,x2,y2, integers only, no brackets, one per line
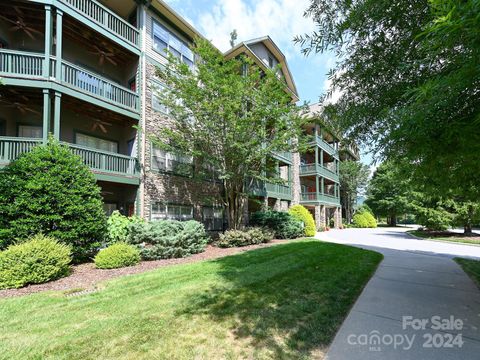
142,62,223,221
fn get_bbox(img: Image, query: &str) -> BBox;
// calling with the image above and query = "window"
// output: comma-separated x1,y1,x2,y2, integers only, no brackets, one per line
151,203,193,221
18,125,42,138
103,203,117,216
151,146,193,176
151,81,169,114
268,56,274,68
202,206,223,231
76,133,118,153
152,20,194,68
128,77,136,92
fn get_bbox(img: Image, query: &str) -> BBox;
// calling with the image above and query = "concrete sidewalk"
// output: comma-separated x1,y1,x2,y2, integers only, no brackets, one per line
319,228,480,359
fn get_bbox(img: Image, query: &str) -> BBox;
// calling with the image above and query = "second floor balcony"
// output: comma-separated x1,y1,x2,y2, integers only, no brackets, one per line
0,49,139,116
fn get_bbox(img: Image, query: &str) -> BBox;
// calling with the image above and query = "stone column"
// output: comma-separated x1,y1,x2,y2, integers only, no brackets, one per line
263,196,269,210
333,207,342,228
291,151,301,205
314,205,321,230
320,205,326,229
273,198,281,211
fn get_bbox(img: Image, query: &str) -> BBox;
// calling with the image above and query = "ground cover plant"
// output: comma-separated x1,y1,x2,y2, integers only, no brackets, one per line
409,230,480,246
0,240,382,359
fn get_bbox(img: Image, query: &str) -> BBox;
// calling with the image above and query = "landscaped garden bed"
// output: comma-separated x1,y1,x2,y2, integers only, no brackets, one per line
408,229,480,245
0,240,382,359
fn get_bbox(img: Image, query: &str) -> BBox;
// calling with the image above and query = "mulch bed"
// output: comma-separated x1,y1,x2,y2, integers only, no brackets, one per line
418,230,480,240
0,240,290,299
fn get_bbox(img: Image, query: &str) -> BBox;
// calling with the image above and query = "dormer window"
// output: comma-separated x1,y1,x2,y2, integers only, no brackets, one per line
268,56,274,68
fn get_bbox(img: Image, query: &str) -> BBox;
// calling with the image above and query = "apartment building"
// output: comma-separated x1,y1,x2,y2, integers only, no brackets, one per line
0,0,351,230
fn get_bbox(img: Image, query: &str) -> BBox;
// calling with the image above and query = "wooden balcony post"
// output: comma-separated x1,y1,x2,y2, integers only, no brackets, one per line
42,89,51,143
53,92,61,140
44,5,52,77
55,9,63,80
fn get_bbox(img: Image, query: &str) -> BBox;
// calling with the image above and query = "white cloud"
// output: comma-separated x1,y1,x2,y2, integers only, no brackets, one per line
322,76,342,104
197,0,316,60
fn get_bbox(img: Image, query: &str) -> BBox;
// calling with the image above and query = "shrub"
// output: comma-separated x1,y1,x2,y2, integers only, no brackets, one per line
415,206,452,231
128,220,209,260
217,227,274,248
94,243,140,269
0,234,71,290
0,139,107,260
289,205,316,236
249,211,303,239
356,204,373,215
352,213,370,228
107,211,144,244
363,212,378,228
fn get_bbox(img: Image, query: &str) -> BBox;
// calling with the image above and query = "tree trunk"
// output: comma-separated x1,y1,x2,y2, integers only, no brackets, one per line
464,224,473,235
464,205,474,234
389,214,397,227
224,181,246,230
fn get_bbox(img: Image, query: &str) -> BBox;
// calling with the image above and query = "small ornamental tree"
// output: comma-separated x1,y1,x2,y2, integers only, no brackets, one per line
152,37,307,229
0,139,107,259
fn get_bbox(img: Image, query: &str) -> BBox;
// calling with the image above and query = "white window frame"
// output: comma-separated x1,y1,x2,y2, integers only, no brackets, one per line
151,203,194,221
152,19,194,68
202,206,224,231
75,133,118,153
18,125,42,138
151,145,193,175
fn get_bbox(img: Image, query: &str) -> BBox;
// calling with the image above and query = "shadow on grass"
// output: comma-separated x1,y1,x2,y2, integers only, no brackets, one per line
176,241,382,359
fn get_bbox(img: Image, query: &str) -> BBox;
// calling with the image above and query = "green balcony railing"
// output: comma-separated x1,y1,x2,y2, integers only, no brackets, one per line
299,163,339,182
66,143,139,177
272,150,292,163
313,135,338,157
59,0,139,47
248,179,292,200
0,137,42,163
300,191,340,205
61,60,139,111
0,137,139,179
0,50,44,78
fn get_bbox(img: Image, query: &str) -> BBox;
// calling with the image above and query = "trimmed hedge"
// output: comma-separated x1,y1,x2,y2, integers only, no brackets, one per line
249,211,304,239
94,243,140,269
217,227,274,248
128,220,209,260
0,234,71,290
289,205,316,236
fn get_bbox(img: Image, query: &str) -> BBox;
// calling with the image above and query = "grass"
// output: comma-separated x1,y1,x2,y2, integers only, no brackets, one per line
0,240,382,360
455,258,480,289
408,230,480,245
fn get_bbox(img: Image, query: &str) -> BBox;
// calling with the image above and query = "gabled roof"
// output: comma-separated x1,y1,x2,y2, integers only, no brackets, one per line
224,36,299,101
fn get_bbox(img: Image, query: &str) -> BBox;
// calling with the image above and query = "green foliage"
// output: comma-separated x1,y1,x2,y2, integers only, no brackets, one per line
415,206,453,231
107,211,144,244
288,205,316,236
217,227,274,248
0,139,107,260
128,220,209,260
94,243,140,269
296,0,480,201
0,234,71,290
447,201,480,233
152,37,307,229
249,211,304,239
352,213,375,228
356,204,373,215
339,160,370,222
365,161,412,226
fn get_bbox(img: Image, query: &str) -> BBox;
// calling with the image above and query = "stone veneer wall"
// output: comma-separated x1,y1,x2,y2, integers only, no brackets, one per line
291,151,301,205
142,62,223,221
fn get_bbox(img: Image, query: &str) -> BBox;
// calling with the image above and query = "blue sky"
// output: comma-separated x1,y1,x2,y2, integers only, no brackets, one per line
164,0,337,104
164,0,374,169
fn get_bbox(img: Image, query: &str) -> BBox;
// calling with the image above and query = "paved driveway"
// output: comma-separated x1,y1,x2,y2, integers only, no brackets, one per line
317,227,480,360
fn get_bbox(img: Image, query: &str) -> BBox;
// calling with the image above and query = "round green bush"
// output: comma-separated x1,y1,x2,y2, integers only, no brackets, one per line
107,211,144,244
0,234,72,290
289,205,316,236
0,139,107,260
217,227,274,248
94,243,140,269
363,212,378,228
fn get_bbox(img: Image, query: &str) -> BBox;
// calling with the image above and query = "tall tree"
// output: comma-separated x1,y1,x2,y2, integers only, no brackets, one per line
365,162,412,226
339,160,369,223
152,38,306,229
295,0,480,200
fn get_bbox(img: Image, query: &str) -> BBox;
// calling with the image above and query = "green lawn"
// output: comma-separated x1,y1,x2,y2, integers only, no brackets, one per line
455,257,480,289
408,230,480,245
0,240,382,360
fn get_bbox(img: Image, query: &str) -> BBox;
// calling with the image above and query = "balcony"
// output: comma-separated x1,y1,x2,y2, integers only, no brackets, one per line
57,0,139,49
300,192,340,205
0,49,139,115
311,135,338,158
272,150,292,164
249,180,292,201
299,163,339,182
0,137,140,184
